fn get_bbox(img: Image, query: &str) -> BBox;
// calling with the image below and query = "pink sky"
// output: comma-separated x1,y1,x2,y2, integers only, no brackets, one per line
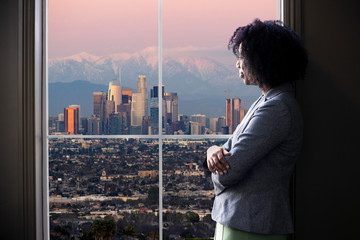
49,0,277,58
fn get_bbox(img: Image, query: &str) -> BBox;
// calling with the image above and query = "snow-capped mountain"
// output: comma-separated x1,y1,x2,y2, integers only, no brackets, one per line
48,47,248,97
48,48,262,117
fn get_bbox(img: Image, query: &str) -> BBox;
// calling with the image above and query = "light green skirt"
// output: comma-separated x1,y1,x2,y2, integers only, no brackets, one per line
214,223,289,240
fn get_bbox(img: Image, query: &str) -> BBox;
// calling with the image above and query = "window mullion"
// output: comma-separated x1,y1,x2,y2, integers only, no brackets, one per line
158,0,163,239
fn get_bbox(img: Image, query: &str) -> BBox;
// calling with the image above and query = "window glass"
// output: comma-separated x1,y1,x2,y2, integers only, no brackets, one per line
163,0,277,134
48,0,278,238
163,139,227,238
48,0,157,135
49,138,159,238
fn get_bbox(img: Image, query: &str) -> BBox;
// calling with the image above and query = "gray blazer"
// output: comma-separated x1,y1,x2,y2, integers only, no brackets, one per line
207,82,302,234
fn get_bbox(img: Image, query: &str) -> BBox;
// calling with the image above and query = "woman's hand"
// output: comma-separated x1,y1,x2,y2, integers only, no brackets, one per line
207,146,231,175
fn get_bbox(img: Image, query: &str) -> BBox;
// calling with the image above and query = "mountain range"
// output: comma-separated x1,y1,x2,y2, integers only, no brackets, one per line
48,48,261,118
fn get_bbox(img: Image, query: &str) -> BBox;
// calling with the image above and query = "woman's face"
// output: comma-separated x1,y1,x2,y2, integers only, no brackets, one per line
236,43,256,86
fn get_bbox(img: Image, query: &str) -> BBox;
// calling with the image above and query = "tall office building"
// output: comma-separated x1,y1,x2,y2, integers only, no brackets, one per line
93,92,107,117
190,114,206,134
93,92,116,134
122,89,133,104
190,121,201,135
87,115,100,135
150,97,159,135
150,85,164,135
118,102,131,134
56,113,65,132
131,75,148,132
109,112,122,134
64,106,79,134
108,79,122,112
93,92,106,134
119,89,133,134
137,75,148,116
104,100,115,134
209,117,218,133
226,97,243,133
217,116,226,133
164,92,179,123
142,116,151,135
69,104,81,129
69,105,80,119
131,94,145,127
190,114,206,127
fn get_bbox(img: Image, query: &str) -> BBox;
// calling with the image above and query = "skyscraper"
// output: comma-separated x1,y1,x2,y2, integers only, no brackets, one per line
209,117,218,133
190,114,206,127
93,92,107,118
190,114,206,134
131,75,148,133
217,116,226,133
93,92,116,134
64,106,79,134
108,79,122,112
56,113,65,132
69,104,81,129
121,89,133,104
87,115,100,135
137,75,148,116
118,102,131,134
109,112,122,134
103,100,115,134
150,85,164,135
226,97,242,133
164,92,179,123
190,121,201,135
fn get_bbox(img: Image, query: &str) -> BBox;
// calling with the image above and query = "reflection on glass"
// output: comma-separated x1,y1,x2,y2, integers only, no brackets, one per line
163,139,227,239
49,138,159,239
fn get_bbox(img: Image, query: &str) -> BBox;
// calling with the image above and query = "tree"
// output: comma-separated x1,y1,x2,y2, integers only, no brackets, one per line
146,186,159,205
186,211,200,223
91,219,116,240
121,224,137,240
78,230,95,240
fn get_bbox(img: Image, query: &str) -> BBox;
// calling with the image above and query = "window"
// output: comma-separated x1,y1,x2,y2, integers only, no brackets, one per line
46,0,279,239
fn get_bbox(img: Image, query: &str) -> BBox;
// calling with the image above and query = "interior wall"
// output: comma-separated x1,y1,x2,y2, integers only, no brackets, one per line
0,1,24,239
295,0,360,239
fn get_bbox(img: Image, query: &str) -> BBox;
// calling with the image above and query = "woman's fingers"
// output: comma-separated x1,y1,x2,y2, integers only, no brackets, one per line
220,149,231,169
206,146,231,175
207,158,217,175
208,154,228,175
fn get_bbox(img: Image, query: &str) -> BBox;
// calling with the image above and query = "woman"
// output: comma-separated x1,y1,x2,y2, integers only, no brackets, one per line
205,19,308,239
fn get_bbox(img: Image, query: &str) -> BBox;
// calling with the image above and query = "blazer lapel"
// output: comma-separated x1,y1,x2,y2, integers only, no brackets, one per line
232,83,294,143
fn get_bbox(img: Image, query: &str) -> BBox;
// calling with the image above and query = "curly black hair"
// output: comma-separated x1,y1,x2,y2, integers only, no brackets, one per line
228,19,308,88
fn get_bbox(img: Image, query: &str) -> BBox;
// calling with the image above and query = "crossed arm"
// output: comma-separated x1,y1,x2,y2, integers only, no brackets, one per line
205,100,291,194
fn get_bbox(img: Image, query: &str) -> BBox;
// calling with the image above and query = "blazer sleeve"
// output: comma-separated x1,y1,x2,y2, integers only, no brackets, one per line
221,135,233,152
203,136,233,178
211,99,291,195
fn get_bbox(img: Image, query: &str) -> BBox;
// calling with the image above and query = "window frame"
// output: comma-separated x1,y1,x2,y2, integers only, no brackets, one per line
28,0,301,239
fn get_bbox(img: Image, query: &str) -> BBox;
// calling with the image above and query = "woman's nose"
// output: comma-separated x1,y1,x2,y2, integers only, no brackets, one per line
236,60,240,69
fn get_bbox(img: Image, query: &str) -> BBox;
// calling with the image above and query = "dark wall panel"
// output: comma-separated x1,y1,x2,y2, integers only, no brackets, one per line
295,0,360,239
0,0,23,239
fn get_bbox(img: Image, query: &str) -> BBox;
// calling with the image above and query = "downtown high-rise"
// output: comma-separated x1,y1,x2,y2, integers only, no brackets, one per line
131,75,148,134
64,106,79,134
226,97,245,134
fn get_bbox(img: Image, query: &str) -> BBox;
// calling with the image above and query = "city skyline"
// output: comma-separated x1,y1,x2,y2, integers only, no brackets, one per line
47,1,278,238
51,75,247,135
